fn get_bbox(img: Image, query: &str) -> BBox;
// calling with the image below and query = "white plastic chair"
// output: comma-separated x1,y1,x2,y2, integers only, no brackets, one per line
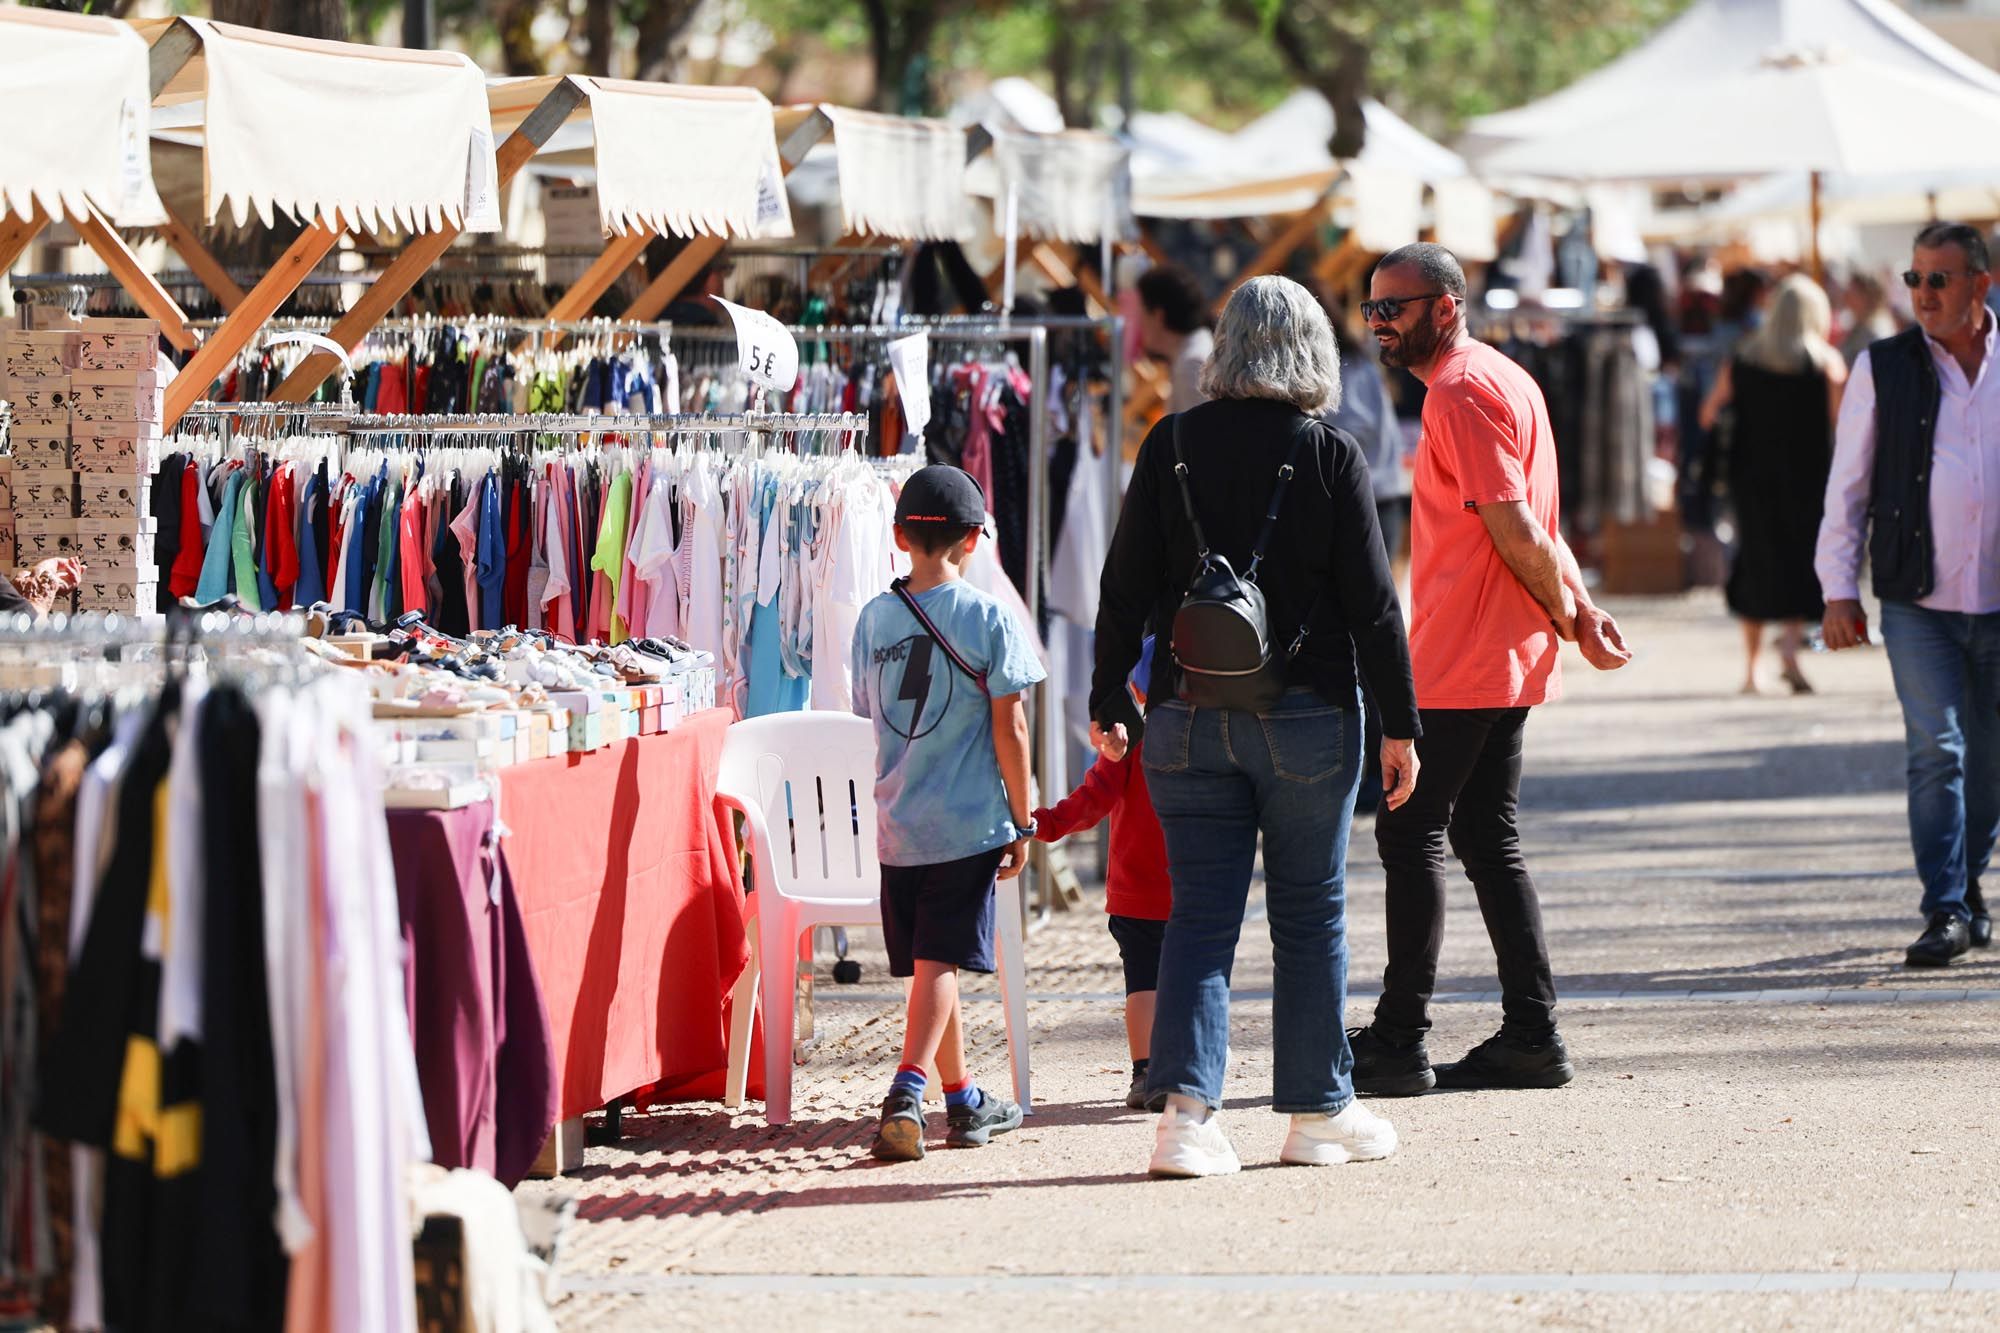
717,712,1031,1125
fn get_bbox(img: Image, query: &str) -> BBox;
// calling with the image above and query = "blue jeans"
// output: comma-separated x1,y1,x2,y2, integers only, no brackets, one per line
1141,689,1363,1114
1879,602,2000,921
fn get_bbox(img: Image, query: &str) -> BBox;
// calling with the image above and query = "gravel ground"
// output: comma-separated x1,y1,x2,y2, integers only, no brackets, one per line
522,591,2000,1331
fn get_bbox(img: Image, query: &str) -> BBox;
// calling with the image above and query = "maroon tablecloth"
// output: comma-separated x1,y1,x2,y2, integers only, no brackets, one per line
386,799,557,1188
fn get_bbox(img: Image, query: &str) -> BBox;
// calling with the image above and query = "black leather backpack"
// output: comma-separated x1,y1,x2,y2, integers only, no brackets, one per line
1166,412,1317,712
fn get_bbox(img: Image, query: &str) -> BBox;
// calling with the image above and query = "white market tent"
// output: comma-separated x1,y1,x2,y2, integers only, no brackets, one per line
1127,89,1496,260
1462,0,2000,276
1460,0,2000,162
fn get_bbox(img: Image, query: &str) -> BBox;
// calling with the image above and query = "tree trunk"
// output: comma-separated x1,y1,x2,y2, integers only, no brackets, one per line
862,0,947,115
633,0,703,83
211,0,348,41
497,0,547,77
1224,0,1368,160
584,0,615,77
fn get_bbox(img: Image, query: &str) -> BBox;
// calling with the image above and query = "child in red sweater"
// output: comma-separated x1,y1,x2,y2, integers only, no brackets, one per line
1032,640,1169,1110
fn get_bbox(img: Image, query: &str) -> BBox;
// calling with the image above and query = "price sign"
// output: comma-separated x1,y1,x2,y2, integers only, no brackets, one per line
887,331,931,441
715,297,799,393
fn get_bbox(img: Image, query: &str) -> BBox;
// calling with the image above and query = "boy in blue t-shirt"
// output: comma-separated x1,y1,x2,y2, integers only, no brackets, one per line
851,465,1046,1161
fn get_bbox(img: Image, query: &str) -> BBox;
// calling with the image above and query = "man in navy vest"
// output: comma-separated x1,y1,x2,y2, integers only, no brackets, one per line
1819,221,2000,967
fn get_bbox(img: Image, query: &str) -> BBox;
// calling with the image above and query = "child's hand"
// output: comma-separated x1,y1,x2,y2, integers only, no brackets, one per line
997,836,1030,879
1090,720,1129,762
1028,808,1055,843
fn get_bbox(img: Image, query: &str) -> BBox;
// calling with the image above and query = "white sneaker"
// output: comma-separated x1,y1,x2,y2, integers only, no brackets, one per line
1279,1101,1399,1166
1148,1103,1241,1178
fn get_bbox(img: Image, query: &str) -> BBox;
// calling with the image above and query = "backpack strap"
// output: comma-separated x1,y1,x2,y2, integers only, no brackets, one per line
1166,414,1212,564
891,578,990,696
1244,414,1318,583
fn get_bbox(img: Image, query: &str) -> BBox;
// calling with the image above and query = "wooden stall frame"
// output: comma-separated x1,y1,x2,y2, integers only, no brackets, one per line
0,206,49,273
158,198,248,312
268,76,592,402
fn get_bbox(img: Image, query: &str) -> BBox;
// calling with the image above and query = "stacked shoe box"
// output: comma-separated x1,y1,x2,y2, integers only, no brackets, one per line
70,318,162,613
3,323,82,593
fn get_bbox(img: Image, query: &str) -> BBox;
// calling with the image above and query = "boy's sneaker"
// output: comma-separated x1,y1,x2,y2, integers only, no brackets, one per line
1280,1102,1399,1166
1434,1029,1575,1090
1148,1104,1240,1178
1348,1025,1435,1097
944,1088,1023,1148
1125,1071,1151,1110
870,1087,926,1162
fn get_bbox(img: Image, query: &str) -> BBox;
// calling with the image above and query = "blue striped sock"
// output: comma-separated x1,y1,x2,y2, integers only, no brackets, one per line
890,1064,926,1099
944,1078,982,1110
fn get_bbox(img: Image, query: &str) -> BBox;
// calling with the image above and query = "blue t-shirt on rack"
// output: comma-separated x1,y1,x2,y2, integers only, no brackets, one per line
476,472,506,630
850,578,1045,867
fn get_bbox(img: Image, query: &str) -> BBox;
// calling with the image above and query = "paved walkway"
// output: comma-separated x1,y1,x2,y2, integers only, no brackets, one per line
522,592,2000,1331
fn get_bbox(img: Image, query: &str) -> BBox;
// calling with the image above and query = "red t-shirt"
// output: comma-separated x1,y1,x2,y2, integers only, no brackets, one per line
1408,340,1563,710
1031,753,1170,921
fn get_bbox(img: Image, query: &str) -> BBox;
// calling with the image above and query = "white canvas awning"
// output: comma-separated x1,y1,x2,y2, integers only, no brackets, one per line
948,78,1136,244
0,7,163,225
488,75,792,241
137,16,499,235
811,106,973,241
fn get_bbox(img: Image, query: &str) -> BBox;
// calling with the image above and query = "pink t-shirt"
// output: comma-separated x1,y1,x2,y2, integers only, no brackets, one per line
1408,340,1564,710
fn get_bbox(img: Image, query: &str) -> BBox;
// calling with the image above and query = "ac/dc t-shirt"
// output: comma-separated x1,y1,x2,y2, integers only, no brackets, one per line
850,578,1045,867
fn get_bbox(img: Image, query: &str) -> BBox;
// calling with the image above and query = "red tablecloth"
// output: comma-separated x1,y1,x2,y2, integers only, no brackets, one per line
495,708,755,1120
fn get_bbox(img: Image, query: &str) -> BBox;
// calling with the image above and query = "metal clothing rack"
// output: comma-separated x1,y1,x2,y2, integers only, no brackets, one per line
340,411,869,440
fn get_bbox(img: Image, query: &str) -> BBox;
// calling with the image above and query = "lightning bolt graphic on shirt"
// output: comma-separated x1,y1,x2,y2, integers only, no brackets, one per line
898,636,936,730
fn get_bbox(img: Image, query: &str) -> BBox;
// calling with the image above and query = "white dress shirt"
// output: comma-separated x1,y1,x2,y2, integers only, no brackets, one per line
1818,314,2000,614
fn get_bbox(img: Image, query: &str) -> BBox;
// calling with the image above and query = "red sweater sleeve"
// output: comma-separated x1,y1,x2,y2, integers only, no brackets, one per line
1032,754,1130,842
169,461,205,599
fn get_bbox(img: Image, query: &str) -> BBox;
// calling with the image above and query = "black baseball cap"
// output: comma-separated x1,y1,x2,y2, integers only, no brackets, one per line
895,465,987,528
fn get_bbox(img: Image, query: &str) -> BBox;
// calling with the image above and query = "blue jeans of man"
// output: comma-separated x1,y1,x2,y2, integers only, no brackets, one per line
1879,602,2000,922
1141,689,1363,1114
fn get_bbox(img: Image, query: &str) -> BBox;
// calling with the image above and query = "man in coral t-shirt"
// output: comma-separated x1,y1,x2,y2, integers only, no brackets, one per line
1348,243,1632,1099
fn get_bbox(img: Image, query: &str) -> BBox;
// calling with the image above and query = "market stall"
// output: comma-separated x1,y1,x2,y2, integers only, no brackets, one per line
133,15,503,425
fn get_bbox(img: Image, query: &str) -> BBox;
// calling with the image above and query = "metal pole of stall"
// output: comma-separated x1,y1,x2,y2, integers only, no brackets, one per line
1026,324,1054,928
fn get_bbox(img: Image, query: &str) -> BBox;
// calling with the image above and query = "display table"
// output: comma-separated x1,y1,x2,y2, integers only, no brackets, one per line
492,707,755,1121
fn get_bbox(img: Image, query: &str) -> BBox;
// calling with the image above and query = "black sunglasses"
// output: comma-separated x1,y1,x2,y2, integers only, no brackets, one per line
1903,269,1971,291
1360,292,1449,323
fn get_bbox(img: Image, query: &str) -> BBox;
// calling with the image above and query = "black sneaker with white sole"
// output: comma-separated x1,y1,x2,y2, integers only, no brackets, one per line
1433,1029,1575,1090
945,1088,1023,1147
870,1087,926,1161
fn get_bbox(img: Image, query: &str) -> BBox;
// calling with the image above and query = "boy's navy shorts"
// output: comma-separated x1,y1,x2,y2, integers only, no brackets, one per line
1106,914,1166,994
879,848,1005,978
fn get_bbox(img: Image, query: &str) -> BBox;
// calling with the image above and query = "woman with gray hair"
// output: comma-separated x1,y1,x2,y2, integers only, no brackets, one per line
1090,275,1422,1177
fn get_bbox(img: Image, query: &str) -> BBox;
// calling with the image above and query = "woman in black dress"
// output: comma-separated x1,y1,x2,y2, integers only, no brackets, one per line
1700,274,1847,693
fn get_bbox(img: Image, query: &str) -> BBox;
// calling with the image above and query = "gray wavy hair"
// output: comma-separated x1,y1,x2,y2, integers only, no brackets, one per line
1198,275,1343,413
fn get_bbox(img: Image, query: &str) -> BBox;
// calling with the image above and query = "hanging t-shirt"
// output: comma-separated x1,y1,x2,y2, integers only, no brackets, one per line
850,578,1046,866
589,469,634,644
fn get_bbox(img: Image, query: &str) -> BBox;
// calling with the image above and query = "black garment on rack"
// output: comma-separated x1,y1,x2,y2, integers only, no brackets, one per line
435,475,470,636
990,382,1034,607
35,688,178,1148
192,685,289,1332
152,452,185,616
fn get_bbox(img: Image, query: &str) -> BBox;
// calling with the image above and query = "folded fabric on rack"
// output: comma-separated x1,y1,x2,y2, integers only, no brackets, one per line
583,79,794,241
822,106,972,241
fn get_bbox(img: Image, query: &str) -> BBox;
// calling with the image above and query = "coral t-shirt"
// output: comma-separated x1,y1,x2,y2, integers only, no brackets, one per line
1408,340,1563,711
